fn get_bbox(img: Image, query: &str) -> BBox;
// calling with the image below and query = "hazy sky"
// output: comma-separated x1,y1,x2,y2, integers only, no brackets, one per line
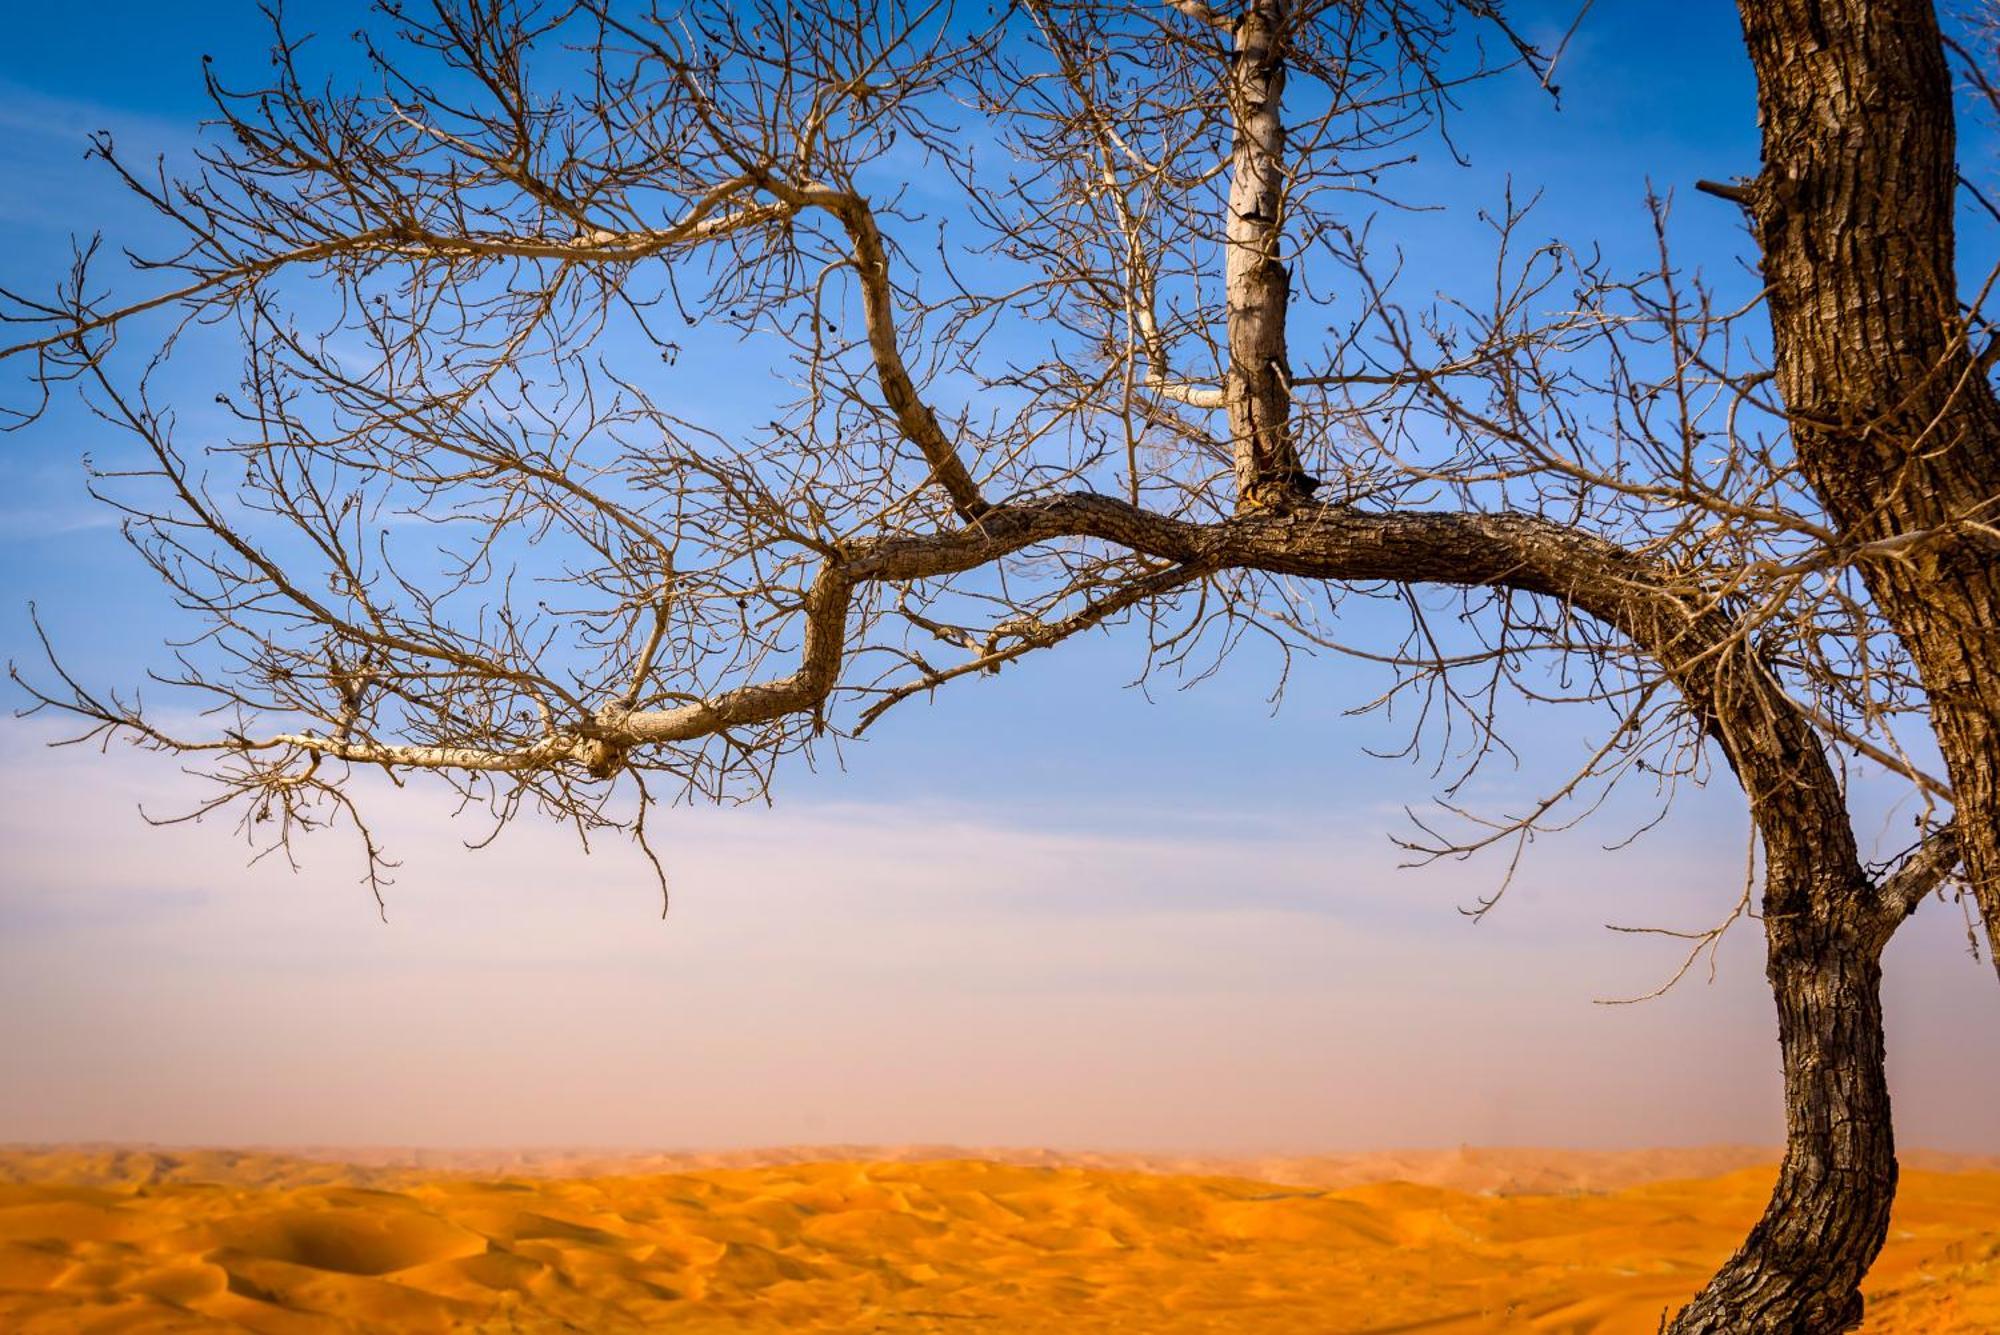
1,2,1997,1155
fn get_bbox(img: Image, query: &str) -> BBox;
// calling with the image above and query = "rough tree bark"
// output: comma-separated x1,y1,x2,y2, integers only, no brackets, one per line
1667,10,2000,1318
1720,933,1896,1333
1668,819,1958,1332
1670,908,1900,1331
1732,0,2000,976
1225,0,1318,510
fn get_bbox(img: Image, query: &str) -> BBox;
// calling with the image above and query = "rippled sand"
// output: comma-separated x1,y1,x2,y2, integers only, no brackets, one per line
0,1148,1993,1332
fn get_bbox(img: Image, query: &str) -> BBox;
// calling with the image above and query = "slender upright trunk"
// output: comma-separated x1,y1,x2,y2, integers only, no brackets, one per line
1734,0,2000,976
1671,921,1898,1332
1225,0,1317,510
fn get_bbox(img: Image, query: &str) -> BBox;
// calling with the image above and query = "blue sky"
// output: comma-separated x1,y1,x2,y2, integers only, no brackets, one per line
1,2,1996,1153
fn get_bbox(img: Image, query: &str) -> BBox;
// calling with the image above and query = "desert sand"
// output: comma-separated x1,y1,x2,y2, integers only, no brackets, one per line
0,1145,1994,1332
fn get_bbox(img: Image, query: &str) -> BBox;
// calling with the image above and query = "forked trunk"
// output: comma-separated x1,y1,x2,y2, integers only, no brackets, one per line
1670,925,1897,1333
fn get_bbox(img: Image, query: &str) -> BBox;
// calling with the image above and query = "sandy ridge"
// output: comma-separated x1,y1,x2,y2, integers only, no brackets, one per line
0,1149,1995,1331
5,1141,1998,1194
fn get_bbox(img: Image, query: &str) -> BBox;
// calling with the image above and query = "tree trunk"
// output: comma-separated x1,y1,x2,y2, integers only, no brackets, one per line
1225,0,1317,511
1734,0,2000,977
1670,923,1898,1333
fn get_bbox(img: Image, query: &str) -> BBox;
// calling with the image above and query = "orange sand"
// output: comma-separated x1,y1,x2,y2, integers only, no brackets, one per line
0,1147,1994,1332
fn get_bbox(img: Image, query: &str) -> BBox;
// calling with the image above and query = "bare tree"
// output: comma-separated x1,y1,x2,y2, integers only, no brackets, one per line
0,2,1982,1329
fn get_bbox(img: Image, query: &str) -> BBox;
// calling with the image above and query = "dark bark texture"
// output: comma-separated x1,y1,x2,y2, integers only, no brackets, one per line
1669,923,1898,1333
1663,6,2000,1323
1736,0,2000,976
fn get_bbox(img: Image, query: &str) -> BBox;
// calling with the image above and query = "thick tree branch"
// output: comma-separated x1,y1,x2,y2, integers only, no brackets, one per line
88,490,1859,939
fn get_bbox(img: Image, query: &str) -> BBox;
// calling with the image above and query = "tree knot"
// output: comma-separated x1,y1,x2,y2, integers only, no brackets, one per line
1237,469,1323,516
576,705,637,780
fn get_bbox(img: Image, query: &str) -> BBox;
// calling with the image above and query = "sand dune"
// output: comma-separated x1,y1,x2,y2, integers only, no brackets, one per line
20,1141,1997,1194
0,1148,1994,1332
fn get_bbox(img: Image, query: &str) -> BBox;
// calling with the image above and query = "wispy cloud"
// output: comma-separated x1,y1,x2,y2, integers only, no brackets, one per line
0,77,188,149
0,78,199,232
4,722,1993,1154
0,506,121,541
